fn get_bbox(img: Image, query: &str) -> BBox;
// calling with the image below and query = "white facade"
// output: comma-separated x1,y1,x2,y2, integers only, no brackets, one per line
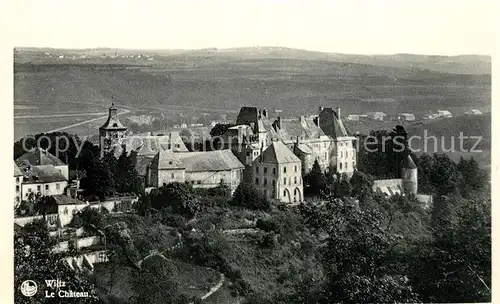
21,180,68,200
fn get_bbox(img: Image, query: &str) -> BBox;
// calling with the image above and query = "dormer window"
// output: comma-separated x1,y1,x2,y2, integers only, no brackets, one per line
113,123,118,127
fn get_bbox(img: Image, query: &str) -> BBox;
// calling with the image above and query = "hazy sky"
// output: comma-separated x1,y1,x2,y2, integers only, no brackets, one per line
6,0,495,55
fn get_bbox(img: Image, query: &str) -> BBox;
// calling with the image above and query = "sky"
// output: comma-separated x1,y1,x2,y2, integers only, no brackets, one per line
4,0,496,55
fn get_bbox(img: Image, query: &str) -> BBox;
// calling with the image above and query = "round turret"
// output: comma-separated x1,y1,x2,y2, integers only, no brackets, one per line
401,155,418,195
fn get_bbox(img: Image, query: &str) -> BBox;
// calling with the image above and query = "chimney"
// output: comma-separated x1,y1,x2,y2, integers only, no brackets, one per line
336,107,341,119
319,106,324,113
262,109,268,118
299,115,305,124
276,117,282,129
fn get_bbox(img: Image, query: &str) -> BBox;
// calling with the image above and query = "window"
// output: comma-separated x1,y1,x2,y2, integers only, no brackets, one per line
16,196,20,203
345,162,348,170
255,178,259,185
175,144,180,148
16,177,19,183
294,165,297,172
294,188,297,195
264,190,268,197
197,181,202,184
283,166,287,173
272,168,276,175
264,178,267,185
246,150,251,156
16,185,19,192
283,190,286,197
264,167,267,174
324,143,327,148
324,152,327,159
37,185,41,192
45,185,49,190
272,180,276,187
171,173,175,178
256,166,259,174
294,176,297,184
340,151,343,158
64,207,68,214
283,177,286,185
56,183,60,190
169,161,173,165
339,163,343,170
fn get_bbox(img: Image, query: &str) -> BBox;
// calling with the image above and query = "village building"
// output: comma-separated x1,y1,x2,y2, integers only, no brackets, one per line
465,109,483,115
99,103,128,157
252,141,303,203
346,114,360,121
397,113,416,121
437,110,452,118
15,148,69,200
146,149,245,192
365,112,387,121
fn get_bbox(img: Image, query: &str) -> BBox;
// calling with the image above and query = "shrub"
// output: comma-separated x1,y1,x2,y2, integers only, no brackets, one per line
256,218,279,232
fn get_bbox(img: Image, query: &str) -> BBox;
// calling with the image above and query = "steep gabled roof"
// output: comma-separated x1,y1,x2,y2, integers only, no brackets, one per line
318,108,350,138
261,141,300,164
174,150,244,172
14,161,23,176
152,150,185,170
19,164,67,184
16,147,65,167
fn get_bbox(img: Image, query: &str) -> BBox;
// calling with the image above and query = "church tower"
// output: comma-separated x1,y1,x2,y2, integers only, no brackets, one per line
99,103,127,157
401,155,418,195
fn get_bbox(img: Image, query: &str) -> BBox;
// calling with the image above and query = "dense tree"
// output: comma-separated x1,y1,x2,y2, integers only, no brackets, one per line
303,160,327,196
350,171,374,203
319,199,420,303
150,182,200,217
332,173,352,198
429,154,464,196
209,123,234,137
457,156,488,197
231,183,271,211
14,132,100,171
416,153,434,194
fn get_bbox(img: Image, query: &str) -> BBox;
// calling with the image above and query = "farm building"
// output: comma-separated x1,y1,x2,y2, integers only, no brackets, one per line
365,112,387,121
465,109,483,115
437,110,452,118
346,114,360,121
397,113,416,121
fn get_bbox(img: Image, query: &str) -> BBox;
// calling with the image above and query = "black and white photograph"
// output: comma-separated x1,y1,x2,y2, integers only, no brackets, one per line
8,0,494,303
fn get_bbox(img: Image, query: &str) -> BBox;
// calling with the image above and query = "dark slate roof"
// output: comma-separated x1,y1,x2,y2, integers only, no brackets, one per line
401,155,417,169
135,155,154,176
153,150,244,172
14,161,23,176
175,150,245,172
274,116,325,142
16,148,66,167
261,141,300,164
318,108,350,138
99,104,127,130
19,164,67,184
152,150,185,170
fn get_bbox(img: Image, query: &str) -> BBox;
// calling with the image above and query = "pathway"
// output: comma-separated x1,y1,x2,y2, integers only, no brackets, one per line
46,109,130,133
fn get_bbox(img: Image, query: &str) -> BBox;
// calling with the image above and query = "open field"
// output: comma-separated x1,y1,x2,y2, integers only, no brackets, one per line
14,48,491,168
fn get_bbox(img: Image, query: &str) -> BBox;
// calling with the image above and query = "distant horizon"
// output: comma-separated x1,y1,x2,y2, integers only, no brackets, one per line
13,45,492,58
